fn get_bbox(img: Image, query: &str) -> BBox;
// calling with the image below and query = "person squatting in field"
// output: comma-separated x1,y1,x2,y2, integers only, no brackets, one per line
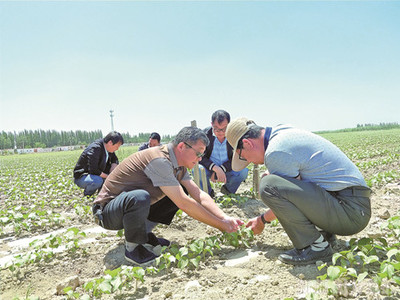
93,126,243,266
226,118,371,265
196,109,249,197
73,131,124,197
138,132,161,151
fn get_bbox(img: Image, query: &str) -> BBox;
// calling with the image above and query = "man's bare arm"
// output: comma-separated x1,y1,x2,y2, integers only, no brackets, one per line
160,184,238,232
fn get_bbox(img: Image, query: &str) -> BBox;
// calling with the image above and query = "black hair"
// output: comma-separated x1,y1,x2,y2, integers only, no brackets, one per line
104,131,124,145
149,132,161,142
211,110,230,124
172,127,209,147
237,125,264,149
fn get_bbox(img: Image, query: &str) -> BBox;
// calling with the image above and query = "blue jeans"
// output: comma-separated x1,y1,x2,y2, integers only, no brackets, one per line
74,174,104,196
196,165,249,195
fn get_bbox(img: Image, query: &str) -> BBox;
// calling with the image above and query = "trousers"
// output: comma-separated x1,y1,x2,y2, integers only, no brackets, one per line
196,164,249,195
260,174,371,249
98,190,179,244
74,174,104,196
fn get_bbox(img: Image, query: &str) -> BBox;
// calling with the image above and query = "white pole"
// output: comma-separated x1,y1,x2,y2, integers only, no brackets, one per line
110,110,114,131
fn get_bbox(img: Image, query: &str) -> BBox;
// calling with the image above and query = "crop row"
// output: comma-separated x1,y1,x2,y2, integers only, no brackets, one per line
1,130,399,238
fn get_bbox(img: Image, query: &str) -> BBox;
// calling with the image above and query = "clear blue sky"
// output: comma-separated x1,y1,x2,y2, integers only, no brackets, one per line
1,1,399,137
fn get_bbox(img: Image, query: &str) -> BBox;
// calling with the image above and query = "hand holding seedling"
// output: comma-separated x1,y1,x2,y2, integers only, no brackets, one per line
246,216,265,235
246,209,276,234
222,215,244,233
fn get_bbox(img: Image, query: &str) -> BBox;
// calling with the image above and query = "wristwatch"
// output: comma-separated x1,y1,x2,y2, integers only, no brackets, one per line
260,213,269,224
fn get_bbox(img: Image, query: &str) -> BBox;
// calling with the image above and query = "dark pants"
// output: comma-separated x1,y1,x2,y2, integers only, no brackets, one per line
260,175,371,249
98,190,179,244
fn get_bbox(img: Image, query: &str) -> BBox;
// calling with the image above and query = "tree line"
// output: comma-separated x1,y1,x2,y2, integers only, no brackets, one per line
316,122,400,134
3,122,397,150
354,122,400,131
0,130,173,150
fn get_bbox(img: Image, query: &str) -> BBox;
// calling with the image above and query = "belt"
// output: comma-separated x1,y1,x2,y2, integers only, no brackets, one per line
334,187,371,198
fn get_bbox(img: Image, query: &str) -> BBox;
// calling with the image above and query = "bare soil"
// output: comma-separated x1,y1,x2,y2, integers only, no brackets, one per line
1,181,400,300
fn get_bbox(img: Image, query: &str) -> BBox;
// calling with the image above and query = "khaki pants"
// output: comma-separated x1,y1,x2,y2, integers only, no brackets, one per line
260,175,371,249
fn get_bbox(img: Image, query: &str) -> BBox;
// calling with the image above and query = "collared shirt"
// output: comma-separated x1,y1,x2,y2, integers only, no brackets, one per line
103,143,109,164
94,143,190,206
210,137,229,166
265,125,367,191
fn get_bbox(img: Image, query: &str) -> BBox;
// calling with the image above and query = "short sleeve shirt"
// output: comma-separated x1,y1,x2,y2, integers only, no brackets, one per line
95,143,190,205
265,125,367,191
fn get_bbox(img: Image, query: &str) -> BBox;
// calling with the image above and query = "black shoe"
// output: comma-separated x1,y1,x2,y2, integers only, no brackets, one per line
209,189,215,198
321,231,337,247
280,247,298,257
125,244,157,266
278,245,333,266
220,185,231,195
147,232,170,256
147,232,170,247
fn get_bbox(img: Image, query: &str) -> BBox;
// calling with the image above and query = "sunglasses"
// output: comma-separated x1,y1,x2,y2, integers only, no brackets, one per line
184,142,205,158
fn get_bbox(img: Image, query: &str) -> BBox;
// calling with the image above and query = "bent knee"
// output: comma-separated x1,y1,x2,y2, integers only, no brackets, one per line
124,190,151,208
259,175,286,205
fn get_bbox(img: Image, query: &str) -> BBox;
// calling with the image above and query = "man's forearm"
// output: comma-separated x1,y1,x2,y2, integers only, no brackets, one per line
198,191,226,219
162,185,227,231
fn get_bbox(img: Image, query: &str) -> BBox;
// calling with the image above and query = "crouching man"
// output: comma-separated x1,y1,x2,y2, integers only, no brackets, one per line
226,118,371,265
93,126,243,266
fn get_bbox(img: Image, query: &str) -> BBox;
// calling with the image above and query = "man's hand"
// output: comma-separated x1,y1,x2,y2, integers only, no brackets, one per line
211,166,226,183
261,170,270,179
221,216,244,233
246,216,265,235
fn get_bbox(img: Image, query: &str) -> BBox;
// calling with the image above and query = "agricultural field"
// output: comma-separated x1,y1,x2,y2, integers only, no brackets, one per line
0,129,400,299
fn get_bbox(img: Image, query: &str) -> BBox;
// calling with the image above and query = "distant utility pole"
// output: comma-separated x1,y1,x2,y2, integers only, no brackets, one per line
14,131,17,153
109,110,114,131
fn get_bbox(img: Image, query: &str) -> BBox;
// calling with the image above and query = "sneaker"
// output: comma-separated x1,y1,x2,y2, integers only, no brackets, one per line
278,245,333,266
321,231,337,247
125,244,157,266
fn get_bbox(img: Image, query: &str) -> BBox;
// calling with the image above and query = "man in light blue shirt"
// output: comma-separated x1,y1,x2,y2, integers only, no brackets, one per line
199,110,248,196
226,118,371,265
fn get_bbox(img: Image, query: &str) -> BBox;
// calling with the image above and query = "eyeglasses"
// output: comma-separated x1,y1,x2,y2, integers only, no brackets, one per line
213,127,227,133
184,142,205,158
238,147,247,161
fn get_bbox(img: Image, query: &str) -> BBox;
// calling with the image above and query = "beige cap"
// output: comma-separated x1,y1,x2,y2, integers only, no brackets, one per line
226,117,255,171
